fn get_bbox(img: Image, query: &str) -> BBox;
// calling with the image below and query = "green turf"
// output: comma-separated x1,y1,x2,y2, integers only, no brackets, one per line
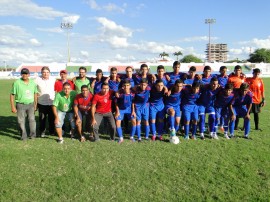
0,79,270,201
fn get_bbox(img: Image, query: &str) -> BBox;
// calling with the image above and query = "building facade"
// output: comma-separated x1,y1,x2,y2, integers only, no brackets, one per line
206,43,228,62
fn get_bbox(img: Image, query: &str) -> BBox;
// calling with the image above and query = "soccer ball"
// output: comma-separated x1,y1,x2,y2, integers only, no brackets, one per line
170,136,180,144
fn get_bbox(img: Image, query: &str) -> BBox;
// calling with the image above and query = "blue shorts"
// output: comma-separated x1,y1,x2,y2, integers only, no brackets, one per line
116,108,135,121
55,110,75,129
182,105,199,122
198,105,215,115
233,107,248,118
149,104,165,120
165,105,181,118
136,104,149,121
215,107,229,120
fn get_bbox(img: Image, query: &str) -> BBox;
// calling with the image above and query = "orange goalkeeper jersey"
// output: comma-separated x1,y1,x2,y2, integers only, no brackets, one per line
228,74,246,89
246,77,265,104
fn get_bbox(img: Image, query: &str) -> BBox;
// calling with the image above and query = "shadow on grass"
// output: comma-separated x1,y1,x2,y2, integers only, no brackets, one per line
0,116,21,140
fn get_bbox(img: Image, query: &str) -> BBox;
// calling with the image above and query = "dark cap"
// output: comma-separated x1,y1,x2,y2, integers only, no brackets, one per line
60,70,68,74
21,68,30,74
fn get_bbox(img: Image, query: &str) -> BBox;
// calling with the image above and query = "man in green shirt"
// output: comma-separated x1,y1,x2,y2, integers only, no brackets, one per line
52,82,77,143
10,68,38,140
74,66,92,94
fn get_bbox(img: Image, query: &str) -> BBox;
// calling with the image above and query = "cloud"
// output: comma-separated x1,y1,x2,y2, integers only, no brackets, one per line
86,0,125,13
0,0,67,19
36,27,63,33
62,15,80,24
29,38,42,46
80,51,89,57
238,36,270,49
179,36,219,42
96,17,132,37
136,3,146,10
0,48,64,64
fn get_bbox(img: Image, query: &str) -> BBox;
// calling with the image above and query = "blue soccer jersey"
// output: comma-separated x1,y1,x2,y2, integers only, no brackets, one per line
149,87,165,120
166,72,184,88
134,85,151,121
155,74,169,87
93,79,105,94
181,86,200,106
119,75,135,88
196,75,214,85
215,74,228,88
232,91,253,110
108,79,120,92
197,84,221,108
133,74,152,86
115,91,135,120
214,89,234,108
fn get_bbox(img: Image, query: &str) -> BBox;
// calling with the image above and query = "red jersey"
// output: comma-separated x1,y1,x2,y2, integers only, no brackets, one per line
228,74,245,89
246,77,264,104
92,91,114,114
54,80,75,92
74,93,93,112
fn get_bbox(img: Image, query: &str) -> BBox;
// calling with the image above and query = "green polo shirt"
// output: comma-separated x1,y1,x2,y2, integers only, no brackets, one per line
53,90,77,112
74,77,92,94
11,78,38,104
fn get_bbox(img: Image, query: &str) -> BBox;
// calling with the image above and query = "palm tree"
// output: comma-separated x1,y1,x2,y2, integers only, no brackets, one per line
159,52,169,60
173,51,183,61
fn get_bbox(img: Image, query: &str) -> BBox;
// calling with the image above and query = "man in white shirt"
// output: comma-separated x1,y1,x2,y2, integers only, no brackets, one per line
35,66,56,137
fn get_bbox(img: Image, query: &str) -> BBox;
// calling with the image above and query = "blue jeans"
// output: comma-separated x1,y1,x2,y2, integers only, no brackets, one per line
55,110,75,129
16,103,36,140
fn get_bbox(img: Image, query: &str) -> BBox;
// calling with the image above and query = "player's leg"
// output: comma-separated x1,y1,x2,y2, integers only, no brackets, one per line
67,112,76,139
183,106,191,139
104,112,116,141
198,105,206,137
16,103,27,140
191,105,199,139
93,113,103,141
143,107,150,140
55,110,66,143
27,103,36,139
149,105,157,140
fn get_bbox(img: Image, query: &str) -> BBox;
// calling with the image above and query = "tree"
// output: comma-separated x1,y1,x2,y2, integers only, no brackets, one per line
180,54,203,63
173,51,183,61
159,52,169,60
248,48,270,63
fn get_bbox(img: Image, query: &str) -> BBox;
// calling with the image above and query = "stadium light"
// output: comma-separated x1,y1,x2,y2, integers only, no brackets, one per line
60,22,73,63
205,18,216,62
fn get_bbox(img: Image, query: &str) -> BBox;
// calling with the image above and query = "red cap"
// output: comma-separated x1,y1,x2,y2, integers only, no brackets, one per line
60,70,67,74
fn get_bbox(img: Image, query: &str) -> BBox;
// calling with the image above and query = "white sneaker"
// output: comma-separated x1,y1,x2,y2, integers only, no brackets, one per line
224,134,230,139
213,134,219,140
57,138,64,144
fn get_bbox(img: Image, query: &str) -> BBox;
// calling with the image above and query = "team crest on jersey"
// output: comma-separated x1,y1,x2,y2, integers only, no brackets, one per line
104,99,107,103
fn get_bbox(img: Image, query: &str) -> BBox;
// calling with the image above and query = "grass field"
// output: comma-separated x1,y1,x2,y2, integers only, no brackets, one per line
0,79,270,201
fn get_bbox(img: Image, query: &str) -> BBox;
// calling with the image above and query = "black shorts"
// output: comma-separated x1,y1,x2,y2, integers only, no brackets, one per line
251,103,261,113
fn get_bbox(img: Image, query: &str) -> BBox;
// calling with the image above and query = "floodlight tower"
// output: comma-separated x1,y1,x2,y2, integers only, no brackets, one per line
60,22,73,63
205,18,216,62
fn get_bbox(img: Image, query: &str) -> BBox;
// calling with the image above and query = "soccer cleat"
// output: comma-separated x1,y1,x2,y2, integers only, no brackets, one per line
184,135,190,140
138,139,142,143
118,138,124,144
212,134,219,140
158,136,163,141
151,135,156,141
170,128,176,137
80,136,86,142
200,134,205,140
130,137,135,142
191,135,197,140
243,135,250,139
57,139,64,144
224,134,230,139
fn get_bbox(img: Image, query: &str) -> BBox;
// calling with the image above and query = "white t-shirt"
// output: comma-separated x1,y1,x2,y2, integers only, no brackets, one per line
35,76,56,105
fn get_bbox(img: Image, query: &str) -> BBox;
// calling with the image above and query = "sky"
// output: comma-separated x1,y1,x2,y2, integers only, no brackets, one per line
1,0,270,66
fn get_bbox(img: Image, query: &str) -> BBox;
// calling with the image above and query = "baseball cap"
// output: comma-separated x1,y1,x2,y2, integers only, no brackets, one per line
21,68,30,74
60,70,68,74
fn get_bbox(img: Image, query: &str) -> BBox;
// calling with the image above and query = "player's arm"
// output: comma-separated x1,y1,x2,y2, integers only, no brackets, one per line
229,104,235,121
91,103,97,126
10,94,17,113
131,102,136,118
52,105,60,125
34,93,38,111
73,104,81,124
114,100,120,119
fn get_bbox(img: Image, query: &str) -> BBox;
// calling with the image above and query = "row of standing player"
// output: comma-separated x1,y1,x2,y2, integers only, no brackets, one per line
10,62,265,143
